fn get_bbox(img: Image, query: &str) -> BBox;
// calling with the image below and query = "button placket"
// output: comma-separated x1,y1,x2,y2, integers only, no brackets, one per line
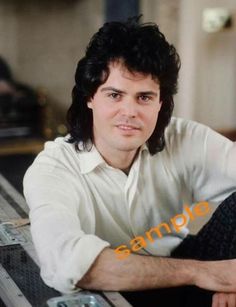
124,155,143,238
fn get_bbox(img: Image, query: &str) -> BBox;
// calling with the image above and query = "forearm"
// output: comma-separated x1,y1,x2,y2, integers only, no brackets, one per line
77,247,197,291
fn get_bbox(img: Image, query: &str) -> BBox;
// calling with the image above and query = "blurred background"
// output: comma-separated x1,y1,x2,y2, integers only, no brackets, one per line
0,0,235,194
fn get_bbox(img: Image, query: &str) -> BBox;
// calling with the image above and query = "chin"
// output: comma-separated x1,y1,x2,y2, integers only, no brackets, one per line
115,142,142,152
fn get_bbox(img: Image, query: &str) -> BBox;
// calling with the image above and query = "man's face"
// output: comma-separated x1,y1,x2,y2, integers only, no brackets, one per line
87,61,162,155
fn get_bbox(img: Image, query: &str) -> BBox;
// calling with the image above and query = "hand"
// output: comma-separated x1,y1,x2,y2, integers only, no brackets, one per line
194,259,236,292
212,292,236,307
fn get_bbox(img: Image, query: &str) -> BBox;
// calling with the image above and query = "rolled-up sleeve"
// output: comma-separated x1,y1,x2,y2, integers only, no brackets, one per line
23,158,110,293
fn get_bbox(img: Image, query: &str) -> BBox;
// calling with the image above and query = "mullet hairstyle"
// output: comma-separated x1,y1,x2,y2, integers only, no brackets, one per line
66,16,181,155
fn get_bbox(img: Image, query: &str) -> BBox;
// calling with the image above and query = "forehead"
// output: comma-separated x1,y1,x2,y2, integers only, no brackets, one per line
103,61,159,88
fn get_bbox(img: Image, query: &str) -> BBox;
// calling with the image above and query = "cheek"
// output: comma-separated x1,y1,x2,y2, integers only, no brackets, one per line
144,107,160,126
149,116,159,132
94,105,116,122
142,109,160,136
100,104,119,118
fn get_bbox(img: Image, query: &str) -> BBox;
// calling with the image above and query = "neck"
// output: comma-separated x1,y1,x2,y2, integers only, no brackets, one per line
94,143,139,174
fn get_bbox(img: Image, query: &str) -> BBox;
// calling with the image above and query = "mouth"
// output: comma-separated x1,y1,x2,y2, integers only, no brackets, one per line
115,124,141,136
116,124,140,131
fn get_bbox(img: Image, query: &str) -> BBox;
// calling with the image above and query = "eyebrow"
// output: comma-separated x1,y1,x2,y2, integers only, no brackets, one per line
100,86,158,97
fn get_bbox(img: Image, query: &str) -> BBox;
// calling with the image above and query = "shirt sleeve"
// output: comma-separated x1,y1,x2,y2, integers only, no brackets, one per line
190,125,236,204
23,148,110,293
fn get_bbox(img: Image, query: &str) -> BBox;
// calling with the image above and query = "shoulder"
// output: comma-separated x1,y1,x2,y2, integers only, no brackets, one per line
164,117,210,149
155,117,213,166
23,136,87,199
165,117,232,147
165,117,210,138
26,135,84,175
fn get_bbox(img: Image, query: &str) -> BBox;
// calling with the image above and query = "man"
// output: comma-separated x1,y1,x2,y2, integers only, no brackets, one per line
23,17,236,307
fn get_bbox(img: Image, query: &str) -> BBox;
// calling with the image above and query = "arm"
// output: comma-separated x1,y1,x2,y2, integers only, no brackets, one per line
77,247,236,293
77,247,194,291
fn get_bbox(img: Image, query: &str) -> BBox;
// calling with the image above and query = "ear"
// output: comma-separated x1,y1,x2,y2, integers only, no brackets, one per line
87,99,93,109
158,100,163,110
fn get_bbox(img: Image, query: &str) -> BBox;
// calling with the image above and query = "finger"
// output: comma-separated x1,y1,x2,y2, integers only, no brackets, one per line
212,293,219,307
217,293,228,307
227,293,236,307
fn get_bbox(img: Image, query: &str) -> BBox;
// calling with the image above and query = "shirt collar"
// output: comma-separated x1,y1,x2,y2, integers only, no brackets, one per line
79,142,149,174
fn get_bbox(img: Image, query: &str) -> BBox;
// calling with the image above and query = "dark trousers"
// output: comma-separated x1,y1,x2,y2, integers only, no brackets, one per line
120,192,236,307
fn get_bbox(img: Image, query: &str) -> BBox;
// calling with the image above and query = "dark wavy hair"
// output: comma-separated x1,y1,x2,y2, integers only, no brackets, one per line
66,17,181,155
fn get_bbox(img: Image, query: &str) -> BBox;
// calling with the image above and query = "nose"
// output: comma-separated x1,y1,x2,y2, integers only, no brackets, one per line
120,97,138,117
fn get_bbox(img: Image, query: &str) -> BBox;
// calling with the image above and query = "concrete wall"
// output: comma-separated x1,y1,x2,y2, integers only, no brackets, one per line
176,0,236,130
141,0,180,47
0,1,18,68
141,0,236,130
0,0,104,114
1,0,236,131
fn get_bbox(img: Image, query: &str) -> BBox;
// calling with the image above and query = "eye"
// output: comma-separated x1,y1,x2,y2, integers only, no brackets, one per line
138,95,151,103
108,92,121,100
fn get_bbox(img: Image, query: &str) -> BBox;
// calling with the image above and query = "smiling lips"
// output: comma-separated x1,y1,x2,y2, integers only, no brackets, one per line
116,124,140,131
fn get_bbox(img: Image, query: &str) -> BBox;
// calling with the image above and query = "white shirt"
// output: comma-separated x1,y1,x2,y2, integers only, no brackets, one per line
23,117,236,293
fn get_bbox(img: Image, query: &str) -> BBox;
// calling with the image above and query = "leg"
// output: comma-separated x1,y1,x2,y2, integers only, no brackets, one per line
170,191,236,307
172,191,236,260
121,286,186,307
121,192,236,307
